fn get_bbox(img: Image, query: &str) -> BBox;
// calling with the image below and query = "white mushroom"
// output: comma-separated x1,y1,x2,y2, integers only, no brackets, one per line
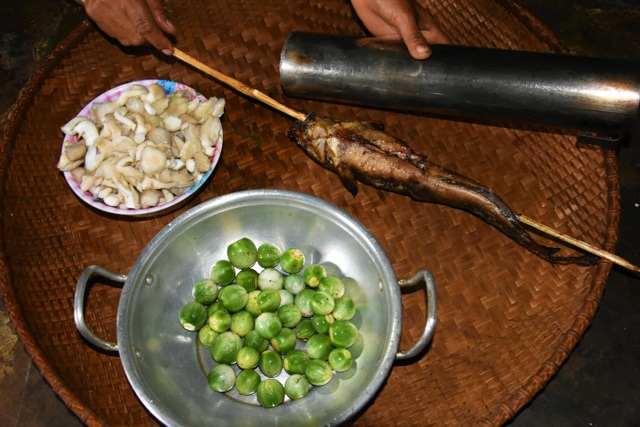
64,118,100,146
115,179,140,209
64,142,87,161
168,158,186,171
143,102,157,115
181,122,200,139
153,169,192,188
151,96,170,115
146,83,166,104
163,115,182,132
193,98,215,120
125,97,146,115
156,169,174,184
179,137,203,161
57,143,86,171
194,97,226,120
211,98,226,118
99,113,123,139
103,194,121,207
131,113,149,143
189,97,201,112
114,85,149,107
70,167,87,184
163,95,188,117
96,185,113,200
61,116,89,135
100,177,117,189
151,139,172,156
193,151,212,173
139,190,162,208
162,189,175,203
146,127,172,146
142,111,162,127
116,156,144,182
200,116,222,156
140,145,167,176
96,135,137,159
90,101,119,123
170,170,194,187
135,141,149,163
84,145,104,172
80,174,101,193
114,107,137,132
186,158,196,173
172,133,185,153
139,175,174,191
180,113,198,125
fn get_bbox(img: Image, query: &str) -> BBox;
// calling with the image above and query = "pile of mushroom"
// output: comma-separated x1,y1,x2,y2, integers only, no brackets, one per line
57,82,225,210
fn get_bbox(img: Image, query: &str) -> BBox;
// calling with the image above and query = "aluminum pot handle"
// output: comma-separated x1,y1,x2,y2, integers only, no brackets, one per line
73,265,127,352
395,269,437,360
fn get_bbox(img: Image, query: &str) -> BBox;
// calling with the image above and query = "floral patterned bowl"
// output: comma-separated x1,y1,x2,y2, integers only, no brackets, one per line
60,79,223,217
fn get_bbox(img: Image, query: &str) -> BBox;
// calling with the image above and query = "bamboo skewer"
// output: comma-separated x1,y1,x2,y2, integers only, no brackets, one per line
517,215,640,273
173,48,307,121
172,48,640,274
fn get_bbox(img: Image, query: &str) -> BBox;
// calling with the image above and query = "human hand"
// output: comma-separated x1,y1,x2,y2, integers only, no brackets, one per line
84,0,176,55
351,0,451,59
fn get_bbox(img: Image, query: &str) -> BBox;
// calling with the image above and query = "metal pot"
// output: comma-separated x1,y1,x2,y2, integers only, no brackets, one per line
74,189,437,426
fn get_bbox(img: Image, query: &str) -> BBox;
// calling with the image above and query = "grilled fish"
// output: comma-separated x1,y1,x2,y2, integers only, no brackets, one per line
288,113,597,266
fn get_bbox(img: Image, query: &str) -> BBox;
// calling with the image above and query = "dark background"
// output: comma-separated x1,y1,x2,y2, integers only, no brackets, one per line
1,0,638,425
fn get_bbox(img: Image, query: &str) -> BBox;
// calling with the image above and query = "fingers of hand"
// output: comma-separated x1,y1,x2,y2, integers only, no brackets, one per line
146,0,176,34
126,0,174,52
390,5,432,59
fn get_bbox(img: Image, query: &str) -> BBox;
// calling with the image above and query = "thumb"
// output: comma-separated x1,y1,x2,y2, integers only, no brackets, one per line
401,28,431,59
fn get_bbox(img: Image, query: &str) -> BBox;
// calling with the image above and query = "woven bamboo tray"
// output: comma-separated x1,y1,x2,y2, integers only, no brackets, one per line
0,0,619,425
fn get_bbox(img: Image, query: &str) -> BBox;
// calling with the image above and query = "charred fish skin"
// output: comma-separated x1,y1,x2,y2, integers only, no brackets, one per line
288,113,597,267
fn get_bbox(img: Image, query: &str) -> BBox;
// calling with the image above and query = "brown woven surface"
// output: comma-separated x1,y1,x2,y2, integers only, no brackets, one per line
0,0,619,426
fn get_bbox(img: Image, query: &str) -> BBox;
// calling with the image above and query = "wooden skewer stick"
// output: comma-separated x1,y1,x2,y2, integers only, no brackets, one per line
173,48,307,121
518,214,640,273
77,2,303,119
173,47,638,273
